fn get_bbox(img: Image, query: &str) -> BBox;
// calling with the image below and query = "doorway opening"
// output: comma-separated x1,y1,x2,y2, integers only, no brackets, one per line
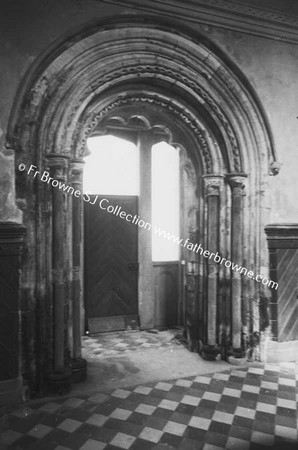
9,17,277,395
83,135,181,333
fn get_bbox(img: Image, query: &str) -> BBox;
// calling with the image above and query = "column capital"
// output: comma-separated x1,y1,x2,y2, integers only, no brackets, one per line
70,159,85,186
46,154,70,181
226,173,247,195
138,129,156,148
203,174,223,196
226,173,247,186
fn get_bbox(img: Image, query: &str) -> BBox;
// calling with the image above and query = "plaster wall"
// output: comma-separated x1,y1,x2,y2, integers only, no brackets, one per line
0,0,297,225
189,23,298,224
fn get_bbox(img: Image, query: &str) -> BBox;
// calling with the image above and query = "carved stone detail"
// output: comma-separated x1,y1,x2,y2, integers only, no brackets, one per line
28,76,48,109
68,65,240,171
46,154,69,181
76,96,214,173
8,18,277,180
204,175,223,196
227,174,247,197
269,161,281,176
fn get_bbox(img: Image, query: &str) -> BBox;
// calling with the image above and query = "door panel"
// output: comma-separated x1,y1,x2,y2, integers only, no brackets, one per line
153,262,179,328
84,195,138,332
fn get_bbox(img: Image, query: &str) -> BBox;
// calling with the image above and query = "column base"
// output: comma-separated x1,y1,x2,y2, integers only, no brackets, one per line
226,347,246,365
201,344,221,361
231,347,246,357
71,358,87,383
46,369,72,395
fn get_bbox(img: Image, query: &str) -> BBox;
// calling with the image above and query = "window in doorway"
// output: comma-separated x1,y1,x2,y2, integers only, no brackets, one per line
83,136,180,262
152,141,180,261
83,135,139,195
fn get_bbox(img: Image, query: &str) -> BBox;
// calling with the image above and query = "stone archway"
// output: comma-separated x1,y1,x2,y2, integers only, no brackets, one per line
7,16,276,395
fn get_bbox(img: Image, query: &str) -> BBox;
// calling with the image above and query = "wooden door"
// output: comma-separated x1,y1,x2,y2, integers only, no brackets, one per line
154,262,179,328
84,195,138,332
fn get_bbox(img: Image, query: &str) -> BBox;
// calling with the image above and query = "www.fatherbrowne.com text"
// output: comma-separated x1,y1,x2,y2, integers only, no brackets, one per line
19,163,278,290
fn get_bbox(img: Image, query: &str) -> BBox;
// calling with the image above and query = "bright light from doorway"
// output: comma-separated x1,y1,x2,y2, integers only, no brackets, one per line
84,136,180,262
84,135,139,195
152,142,180,261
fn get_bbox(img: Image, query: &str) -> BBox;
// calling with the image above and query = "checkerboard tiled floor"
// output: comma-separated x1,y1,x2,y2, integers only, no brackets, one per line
82,329,183,359
1,363,298,449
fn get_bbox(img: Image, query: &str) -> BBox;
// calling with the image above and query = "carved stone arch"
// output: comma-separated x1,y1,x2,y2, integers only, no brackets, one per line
7,18,276,172
75,92,217,175
6,16,278,393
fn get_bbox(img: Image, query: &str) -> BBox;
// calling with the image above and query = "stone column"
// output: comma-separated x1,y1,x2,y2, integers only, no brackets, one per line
227,174,247,356
70,160,87,382
46,154,71,393
138,131,155,329
202,175,222,359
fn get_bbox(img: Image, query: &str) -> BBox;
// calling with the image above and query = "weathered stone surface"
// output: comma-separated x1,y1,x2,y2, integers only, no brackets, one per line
0,151,22,222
